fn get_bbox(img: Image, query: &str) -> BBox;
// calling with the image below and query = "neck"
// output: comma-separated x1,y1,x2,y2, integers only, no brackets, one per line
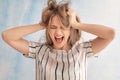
53,43,71,51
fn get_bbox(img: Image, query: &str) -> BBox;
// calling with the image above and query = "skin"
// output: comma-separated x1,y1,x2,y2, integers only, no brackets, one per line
2,9,115,56
68,9,115,54
48,15,71,50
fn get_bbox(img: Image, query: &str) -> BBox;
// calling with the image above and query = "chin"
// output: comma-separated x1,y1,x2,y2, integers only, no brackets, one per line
54,44,64,50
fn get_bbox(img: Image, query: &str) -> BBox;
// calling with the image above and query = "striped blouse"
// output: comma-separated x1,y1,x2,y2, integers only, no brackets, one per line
24,40,93,80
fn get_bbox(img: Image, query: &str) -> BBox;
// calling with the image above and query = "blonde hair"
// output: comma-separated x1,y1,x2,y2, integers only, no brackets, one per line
41,0,81,47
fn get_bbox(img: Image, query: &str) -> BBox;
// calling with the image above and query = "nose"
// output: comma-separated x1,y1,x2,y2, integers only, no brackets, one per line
55,28,62,35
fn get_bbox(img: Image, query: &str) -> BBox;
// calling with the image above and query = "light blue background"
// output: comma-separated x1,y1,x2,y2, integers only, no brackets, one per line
0,0,120,80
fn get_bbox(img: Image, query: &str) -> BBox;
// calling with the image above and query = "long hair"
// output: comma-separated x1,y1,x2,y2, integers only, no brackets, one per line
41,0,81,47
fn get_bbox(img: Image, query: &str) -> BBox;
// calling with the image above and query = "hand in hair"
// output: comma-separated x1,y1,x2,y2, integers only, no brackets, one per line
39,22,46,28
67,9,80,29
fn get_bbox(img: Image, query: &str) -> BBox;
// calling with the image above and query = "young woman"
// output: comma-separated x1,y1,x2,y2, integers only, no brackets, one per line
2,0,115,80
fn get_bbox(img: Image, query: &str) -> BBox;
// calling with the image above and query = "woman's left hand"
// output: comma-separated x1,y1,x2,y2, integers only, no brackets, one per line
67,9,80,29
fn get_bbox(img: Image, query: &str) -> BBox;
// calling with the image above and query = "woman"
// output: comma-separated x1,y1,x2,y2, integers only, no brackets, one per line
2,0,115,80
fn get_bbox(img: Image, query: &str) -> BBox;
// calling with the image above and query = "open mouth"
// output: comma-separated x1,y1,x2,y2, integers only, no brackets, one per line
55,36,64,43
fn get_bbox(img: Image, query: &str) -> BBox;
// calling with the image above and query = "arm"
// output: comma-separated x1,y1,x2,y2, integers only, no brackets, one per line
77,23,115,54
2,23,45,55
68,9,115,54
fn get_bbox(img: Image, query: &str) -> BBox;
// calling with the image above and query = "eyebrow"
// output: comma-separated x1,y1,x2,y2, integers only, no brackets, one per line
50,24,68,29
50,25,57,27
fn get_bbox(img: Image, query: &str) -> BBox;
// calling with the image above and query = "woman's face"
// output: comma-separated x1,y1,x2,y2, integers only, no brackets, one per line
48,15,70,50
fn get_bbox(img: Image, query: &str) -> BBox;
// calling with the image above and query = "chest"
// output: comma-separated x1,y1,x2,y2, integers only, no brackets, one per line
35,46,87,80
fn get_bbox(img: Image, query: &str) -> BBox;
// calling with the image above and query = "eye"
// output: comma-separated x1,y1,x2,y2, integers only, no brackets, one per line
50,25,57,29
60,26,68,30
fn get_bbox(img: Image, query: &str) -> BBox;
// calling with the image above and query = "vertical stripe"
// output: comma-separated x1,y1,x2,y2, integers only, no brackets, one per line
84,53,87,80
41,48,50,80
35,57,38,80
46,51,57,80
38,45,48,61
57,52,63,80
55,53,58,80
38,61,41,80
78,61,81,80
36,45,46,80
44,52,49,80
78,48,82,80
67,53,70,80
62,52,64,80
62,52,69,80
40,47,49,80
71,49,76,80
49,51,56,80
69,52,75,80
48,58,54,80
35,45,43,80
39,47,49,80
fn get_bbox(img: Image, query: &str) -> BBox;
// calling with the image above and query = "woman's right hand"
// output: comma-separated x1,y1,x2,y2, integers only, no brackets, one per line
39,22,46,28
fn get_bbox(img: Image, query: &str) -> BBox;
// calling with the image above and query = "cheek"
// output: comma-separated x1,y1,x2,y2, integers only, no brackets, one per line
64,30,70,39
48,29,54,39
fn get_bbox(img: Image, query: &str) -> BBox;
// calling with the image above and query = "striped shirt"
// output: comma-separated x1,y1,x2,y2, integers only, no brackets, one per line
24,40,93,80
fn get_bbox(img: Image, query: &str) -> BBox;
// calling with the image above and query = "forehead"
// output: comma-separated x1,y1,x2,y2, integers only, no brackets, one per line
49,15,70,29
50,15,62,25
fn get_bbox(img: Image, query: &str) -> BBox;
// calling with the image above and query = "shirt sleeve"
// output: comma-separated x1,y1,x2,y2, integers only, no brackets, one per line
23,41,41,59
77,40,98,58
81,41,94,57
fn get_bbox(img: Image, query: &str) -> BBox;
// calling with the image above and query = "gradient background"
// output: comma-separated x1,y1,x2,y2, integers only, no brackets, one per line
0,0,120,80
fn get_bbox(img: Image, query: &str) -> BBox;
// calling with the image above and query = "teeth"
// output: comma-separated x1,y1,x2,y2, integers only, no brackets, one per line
55,36,63,38
55,36,63,43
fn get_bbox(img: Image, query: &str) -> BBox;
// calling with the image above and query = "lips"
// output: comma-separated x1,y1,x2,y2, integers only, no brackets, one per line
55,36,64,43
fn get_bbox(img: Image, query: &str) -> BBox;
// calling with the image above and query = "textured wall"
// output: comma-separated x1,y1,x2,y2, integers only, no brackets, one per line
0,0,120,80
